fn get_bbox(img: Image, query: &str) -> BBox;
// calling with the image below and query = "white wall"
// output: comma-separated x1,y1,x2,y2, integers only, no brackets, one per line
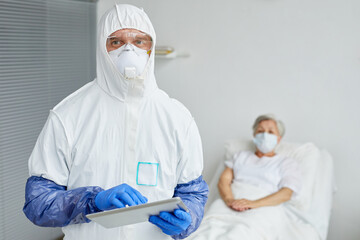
98,1,360,239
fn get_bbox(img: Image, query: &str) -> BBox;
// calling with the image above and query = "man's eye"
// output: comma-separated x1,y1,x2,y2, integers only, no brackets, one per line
112,40,121,45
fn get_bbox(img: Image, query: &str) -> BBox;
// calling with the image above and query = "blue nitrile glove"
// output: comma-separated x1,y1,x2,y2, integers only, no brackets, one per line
149,209,192,236
95,183,147,211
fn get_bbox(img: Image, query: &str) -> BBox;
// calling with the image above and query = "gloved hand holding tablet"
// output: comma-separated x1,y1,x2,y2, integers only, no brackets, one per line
149,209,192,236
95,183,148,211
86,197,188,229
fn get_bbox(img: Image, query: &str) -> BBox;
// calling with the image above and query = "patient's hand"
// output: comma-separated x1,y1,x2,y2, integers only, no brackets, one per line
224,198,236,208
230,199,259,212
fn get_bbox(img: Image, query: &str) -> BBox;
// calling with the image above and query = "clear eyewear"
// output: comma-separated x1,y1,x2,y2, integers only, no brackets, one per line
107,32,152,51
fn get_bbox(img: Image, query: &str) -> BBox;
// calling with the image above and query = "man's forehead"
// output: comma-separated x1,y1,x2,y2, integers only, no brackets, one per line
109,28,148,37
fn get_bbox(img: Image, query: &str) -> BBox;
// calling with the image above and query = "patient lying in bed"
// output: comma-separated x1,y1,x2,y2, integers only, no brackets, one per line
219,114,301,212
188,114,321,240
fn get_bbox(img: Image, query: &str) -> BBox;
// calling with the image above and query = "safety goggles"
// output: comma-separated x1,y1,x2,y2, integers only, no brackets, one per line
106,31,153,51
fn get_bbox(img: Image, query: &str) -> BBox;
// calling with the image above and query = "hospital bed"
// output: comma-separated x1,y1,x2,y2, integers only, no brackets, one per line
202,140,336,240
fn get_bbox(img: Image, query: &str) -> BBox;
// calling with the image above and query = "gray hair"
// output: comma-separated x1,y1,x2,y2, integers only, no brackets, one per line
252,114,285,137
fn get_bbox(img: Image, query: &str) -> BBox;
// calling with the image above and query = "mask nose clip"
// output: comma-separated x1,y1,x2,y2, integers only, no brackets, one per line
124,43,134,51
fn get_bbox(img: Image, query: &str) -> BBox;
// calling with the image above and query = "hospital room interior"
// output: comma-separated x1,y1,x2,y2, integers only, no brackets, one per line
0,0,359,239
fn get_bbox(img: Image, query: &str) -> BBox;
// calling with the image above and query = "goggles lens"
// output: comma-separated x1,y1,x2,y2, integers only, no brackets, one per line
107,32,152,51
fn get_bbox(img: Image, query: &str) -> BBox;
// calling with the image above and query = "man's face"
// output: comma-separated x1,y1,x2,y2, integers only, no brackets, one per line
106,28,152,54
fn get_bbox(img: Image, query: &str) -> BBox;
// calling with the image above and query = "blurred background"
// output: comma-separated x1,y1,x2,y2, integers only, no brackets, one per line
0,0,359,239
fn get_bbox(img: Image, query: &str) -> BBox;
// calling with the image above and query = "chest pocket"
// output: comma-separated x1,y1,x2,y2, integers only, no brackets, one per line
136,162,159,186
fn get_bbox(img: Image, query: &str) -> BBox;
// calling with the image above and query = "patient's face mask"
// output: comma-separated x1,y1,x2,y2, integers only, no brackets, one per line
107,29,152,77
253,132,278,154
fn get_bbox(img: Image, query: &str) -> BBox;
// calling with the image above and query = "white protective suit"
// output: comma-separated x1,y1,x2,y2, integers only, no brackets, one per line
28,4,203,240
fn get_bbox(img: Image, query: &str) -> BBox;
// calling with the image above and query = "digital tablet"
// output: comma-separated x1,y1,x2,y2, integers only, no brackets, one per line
86,197,188,228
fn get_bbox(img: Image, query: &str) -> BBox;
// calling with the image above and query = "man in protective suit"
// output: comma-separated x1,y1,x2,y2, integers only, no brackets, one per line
23,4,208,240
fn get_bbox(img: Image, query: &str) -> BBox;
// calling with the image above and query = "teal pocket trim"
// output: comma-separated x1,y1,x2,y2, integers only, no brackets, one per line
136,162,159,186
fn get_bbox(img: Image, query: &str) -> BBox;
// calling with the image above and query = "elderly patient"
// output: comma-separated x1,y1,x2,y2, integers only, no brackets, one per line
218,114,301,212
187,114,311,240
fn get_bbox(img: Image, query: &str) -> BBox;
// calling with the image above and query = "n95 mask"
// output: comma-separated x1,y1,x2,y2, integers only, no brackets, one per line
108,44,149,77
253,132,278,154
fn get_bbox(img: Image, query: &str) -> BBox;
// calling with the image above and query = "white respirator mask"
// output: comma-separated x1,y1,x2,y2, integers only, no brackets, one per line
108,44,149,77
253,132,278,154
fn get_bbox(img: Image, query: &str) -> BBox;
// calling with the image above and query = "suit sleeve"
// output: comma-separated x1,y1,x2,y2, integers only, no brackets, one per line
173,120,209,239
28,110,71,186
24,111,103,227
172,176,208,239
23,176,103,227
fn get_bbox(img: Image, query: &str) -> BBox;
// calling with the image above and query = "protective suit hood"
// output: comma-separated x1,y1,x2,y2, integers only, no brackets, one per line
96,4,157,101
